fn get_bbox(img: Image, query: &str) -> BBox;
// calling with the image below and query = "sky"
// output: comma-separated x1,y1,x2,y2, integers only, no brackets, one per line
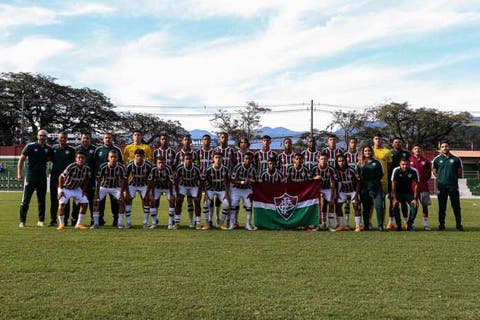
1,0,480,132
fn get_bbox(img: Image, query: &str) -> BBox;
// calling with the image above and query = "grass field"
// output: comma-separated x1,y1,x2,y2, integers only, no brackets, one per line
1,192,480,320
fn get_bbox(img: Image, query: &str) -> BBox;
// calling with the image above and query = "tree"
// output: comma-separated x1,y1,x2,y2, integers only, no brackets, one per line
327,110,368,143
210,101,270,142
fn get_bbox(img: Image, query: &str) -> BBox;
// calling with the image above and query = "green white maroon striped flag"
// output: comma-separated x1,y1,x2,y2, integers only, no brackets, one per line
252,181,320,230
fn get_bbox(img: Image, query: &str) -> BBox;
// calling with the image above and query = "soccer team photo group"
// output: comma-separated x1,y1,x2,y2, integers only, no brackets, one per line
16,128,464,233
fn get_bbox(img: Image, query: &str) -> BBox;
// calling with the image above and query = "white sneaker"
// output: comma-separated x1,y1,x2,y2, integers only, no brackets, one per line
328,227,337,232
149,224,158,230
118,224,125,229
167,224,173,230
90,224,99,229
19,222,25,228
37,221,46,227
424,225,431,231
245,224,257,231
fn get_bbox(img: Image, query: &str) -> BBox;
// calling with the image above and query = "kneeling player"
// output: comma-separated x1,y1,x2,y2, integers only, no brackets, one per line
125,149,152,229
56,151,91,230
335,154,361,232
229,153,257,230
311,153,337,231
147,156,175,229
203,152,231,230
391,158,419,231
175,153,203,229
92,150,127,229
259,156,284,183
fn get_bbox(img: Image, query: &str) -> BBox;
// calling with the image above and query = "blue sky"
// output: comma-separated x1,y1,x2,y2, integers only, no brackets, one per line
1,1,480,131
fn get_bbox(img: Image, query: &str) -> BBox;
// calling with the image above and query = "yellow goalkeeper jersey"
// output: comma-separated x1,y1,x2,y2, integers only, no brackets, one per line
373,146,392,193
123,143,153,164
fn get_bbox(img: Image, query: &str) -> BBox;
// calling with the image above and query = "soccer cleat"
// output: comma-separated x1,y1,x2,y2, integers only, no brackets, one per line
386,222,394,230
354,226,361,233
438,224,446,231
245,224,257,231
19,222,25,228
167,224,173,230
423,225,431,231
234,222,240,229
142,223,148,230
90,224,99,229
195,223,202,230
189,220,195,228
56,225,65,230
402,223,408,231
335,225,346,231
118,224,125,229
125,223,132,229
456,225,464,231
202,224,211,230
172,223,179,230
220,224,229,230
344,225,351,231
149,224,158,230
74,225,88,230
378,225,385,232
37,221,46,227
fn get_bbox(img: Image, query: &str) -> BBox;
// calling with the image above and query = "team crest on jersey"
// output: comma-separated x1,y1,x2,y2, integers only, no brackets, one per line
89,150,94,154
34,148,38,152
449,159,454,163
372,162,377,166
65,150,70,155
274,193,298,221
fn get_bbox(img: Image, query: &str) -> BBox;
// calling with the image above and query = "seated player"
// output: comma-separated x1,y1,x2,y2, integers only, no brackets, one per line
147,156,176,229
391,158,419,231
125,149,152,229
259,156,284,183
91,150,127,229
56,151,91,230
203,152,231,230
311,152,337,231
334,154,361,232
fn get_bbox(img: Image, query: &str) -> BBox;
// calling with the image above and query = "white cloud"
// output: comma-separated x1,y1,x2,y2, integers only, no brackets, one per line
60,3,117,16
0,4,58,28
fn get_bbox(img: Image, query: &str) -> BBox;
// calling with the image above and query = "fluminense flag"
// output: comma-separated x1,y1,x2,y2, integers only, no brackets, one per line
252,181,320,230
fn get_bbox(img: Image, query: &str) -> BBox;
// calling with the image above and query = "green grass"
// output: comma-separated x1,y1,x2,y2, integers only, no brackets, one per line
1,192,480,319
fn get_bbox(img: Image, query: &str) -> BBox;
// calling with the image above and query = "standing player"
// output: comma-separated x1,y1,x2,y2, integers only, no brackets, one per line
357,145,384,231
259,156,284,183
432,141,463,231
49,132,76,226
91,150,127,229
322,134,344,167
229,153,257,231
124,149,152,229
197,134,216,227
153,133,176,168
175,153,203,229
203,152,231,230
390,137,412,229
302,136,320,171
311,153,337,231
286,153,310,183
278,137,294,177
345,137,360,169
71,132,96,226
236,137,252,165
17,129,53,227
215,132,237,226
391,158,419,231
372,133,392,229
147,156,176,229
255,135,277,178
123,130,152,164
335,154,361,232
409,144,432,230
56,151,91,230
94,132,124,226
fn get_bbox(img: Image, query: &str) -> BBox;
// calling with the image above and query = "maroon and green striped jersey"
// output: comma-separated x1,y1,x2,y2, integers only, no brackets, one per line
336,167,359,193
311,165,336,190
60,163,91,190
254,149,277,174
174,149,199,168
231,163,257,189
215,145,236,170
148,165,174,190
196,147,214,173
321,147,344,167
97,163,127,188
236,150,253,166
345,150,360,168
259,169,283,184
302,149,320,171
204,165,230,191
126,161,152,187
176,164,202,187
278,151,294,176
153,147,176,168
286,165,310,182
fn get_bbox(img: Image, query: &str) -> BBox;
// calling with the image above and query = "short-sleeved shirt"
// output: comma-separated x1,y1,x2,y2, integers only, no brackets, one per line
391,167,418,195
278,151,294,176
286,165,310,182
94,144,124,168
336,167,359,193
197,148,214,174
21,142,53,179
321,147,344,167
123,143,152,164
311,165,336,190
357,159,384,192
255,149,277,174
75,144,96,173
148,166,174,190
236,150,253,166
373,147,392,191
215,146,236,170
345,150,360,169
432,153,462,189
153,147,176,168
126,161,152,187
51,144,76,178
302,149,320,171
259,169,283,184
176,164,202,187
231,164,257,189
61,163,91,190
391,149,412,170
204,165,230,191
174,149,198,168
97,162,127,188
409,156,431,192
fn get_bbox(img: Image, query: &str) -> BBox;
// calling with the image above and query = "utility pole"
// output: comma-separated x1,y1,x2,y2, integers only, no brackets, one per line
310,99,314,137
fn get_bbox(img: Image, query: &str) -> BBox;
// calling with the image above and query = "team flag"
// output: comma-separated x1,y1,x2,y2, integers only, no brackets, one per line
252,181,320,230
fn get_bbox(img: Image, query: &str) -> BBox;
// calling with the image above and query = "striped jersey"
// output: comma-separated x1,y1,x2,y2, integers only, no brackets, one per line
61,163,91,190
196,147,214,173
278,151,294,176
176,164,202,187
302,149,320,171
148,165,174,190
153,147,176,168
254,149,277,174
321,147,344,167
204,165,230,191
215,146,236,169
311,165,336,190
97,163,127,188
174,149,198,168
231,164,257,189
286,165,310,182
236,150,253,165
336,167,359,193
126,161,152,187
345,150,360,168
259,169,284,184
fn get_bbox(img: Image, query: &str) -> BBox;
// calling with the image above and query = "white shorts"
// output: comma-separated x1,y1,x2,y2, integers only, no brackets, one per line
99,187,122,201
419,192,432,207
321,189,333,203
178,186,199,197
231,187,252,208
59,188,88,205
128,185,148,199
154,188,173,201
338,191,357,204
205,190,230,208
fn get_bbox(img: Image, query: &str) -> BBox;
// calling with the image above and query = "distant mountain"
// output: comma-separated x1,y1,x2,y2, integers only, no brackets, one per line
189,129,215,140
260,126,304,138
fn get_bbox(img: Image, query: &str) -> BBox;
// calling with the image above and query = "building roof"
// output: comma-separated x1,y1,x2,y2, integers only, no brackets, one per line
449,150,480,158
